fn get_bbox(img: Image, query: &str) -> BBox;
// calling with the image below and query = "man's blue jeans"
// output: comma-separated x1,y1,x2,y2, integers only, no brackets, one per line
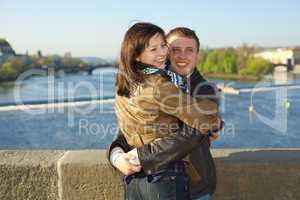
124,162,190,200
196,194,211,200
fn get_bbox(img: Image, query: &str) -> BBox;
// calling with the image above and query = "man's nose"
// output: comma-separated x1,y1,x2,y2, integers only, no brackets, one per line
178,50,187,59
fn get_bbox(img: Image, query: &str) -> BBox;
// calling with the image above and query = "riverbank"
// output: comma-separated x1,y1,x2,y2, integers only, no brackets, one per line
0,149,299,200
204,73,261,82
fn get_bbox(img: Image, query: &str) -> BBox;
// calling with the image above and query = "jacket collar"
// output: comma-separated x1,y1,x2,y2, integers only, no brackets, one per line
136,61,167,75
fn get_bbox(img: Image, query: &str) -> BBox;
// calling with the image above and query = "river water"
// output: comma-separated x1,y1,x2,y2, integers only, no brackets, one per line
0,68,299,149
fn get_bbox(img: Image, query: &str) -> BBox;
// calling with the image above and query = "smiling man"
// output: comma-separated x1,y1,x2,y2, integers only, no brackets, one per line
166,27,219,200
167,29,200,77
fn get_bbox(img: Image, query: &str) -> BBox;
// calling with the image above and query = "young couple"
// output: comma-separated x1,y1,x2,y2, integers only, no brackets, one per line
108,22,223,200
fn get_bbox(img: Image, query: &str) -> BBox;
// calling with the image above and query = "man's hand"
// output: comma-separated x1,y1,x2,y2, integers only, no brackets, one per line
115,153,142,176
209,132,219,142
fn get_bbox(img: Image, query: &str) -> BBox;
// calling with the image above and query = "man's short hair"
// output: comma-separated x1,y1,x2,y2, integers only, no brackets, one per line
166,27,200,52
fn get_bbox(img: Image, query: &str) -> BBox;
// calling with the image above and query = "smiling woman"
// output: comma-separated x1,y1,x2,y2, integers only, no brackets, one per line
136,33,168,69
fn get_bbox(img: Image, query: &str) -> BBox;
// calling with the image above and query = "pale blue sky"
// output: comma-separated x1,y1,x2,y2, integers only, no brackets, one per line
1,0,299,59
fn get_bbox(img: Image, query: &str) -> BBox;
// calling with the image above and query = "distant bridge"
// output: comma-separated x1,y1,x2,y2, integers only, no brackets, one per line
39,64,114,75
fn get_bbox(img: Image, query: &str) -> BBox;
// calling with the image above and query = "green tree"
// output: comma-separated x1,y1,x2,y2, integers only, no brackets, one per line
198,49,238,74
0,62,18,81
201,50,219,73
197,45,272,78
239,56,273,76
223,48,238,74
62,57,84,67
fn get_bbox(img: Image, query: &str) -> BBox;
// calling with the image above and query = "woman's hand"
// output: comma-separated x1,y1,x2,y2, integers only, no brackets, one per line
115,153,142,175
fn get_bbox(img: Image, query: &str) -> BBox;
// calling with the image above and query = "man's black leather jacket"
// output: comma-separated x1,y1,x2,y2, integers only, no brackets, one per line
108,68,223,198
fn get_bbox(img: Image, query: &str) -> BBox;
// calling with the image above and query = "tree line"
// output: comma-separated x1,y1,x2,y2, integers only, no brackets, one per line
0,55,86,82
197,44,273,79
1,44,274,82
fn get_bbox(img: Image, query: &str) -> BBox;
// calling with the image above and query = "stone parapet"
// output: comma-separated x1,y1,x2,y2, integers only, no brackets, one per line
0,149,299,200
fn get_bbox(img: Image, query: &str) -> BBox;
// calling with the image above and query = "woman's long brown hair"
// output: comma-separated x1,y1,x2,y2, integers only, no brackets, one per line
116,22,165,97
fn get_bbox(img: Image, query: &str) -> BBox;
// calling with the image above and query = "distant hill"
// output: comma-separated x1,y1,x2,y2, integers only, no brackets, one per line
0,38,16,65
80,57,110,65
0,38,16,55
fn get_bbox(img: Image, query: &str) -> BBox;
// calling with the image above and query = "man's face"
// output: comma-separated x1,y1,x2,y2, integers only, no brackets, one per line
167,36,199,76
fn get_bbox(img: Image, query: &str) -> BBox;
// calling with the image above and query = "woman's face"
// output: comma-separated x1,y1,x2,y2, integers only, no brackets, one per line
137,33,168,69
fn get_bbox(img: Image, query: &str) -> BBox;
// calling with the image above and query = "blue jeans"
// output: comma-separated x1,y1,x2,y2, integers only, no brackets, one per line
196,194,211,200
124,162,190,200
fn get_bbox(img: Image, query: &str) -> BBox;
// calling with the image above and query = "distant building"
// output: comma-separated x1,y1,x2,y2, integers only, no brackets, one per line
0,38,16,65
64,52,72,58
254,47,300,71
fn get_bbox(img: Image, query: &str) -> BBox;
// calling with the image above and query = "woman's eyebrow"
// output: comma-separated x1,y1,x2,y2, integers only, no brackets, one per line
148,44,158,48
149,41,166,48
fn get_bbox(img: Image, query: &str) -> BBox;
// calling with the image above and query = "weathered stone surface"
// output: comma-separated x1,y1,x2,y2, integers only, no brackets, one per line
0,149,299,200
211,149,300,200
59,150,123,200
0,150,64,200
